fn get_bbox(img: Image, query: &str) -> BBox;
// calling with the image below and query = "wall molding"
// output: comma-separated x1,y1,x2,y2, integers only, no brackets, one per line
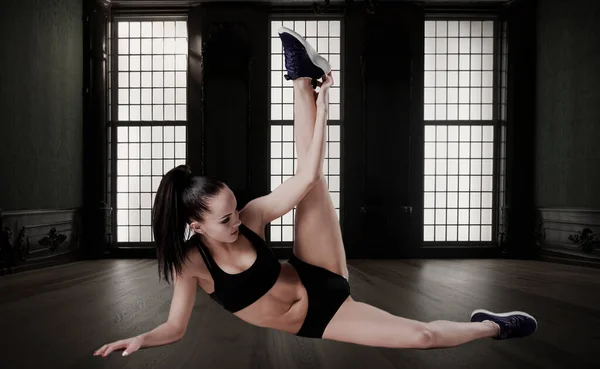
539,207,600,213
537,207,600,268
2,208,78,216
0,208,82,275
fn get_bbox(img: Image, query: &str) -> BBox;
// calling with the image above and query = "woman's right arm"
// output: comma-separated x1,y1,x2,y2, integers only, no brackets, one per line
95,271,198,357
138,273,197,347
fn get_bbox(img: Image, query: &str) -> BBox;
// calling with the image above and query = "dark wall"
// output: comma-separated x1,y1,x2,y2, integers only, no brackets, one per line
535,0,600,208
188,4,269,208
343,4,422,258
0,0,83,211
503,0,537,257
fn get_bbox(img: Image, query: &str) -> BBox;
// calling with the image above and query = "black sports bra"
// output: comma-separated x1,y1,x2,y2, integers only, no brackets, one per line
194,223,281,313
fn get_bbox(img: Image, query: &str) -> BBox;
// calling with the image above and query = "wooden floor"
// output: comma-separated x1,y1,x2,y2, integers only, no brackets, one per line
1,258,599,369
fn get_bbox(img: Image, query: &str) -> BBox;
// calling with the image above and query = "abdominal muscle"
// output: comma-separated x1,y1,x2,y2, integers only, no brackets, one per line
232,262,309,335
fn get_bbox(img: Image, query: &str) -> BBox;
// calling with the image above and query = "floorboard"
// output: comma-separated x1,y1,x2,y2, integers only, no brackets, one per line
0,258,598,369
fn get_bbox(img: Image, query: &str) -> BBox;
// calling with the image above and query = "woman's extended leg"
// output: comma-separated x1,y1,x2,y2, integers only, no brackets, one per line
322,298,497,348
322,298,537,348
276,26,347,278
291,77,348,279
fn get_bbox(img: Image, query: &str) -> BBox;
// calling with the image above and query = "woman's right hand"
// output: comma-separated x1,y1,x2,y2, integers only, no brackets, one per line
315,72,334,109
94,335,143,357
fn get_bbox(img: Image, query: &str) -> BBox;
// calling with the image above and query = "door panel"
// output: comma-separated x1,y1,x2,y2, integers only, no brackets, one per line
360,21,414,258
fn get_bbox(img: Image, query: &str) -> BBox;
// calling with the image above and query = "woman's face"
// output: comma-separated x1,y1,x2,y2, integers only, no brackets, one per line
191,186,241,243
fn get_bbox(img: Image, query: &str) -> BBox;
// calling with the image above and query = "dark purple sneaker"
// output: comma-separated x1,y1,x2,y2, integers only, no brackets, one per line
277,27,331,81
471,309,538,340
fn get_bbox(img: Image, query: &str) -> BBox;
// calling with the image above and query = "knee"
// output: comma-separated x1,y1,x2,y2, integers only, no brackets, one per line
412,327,437,349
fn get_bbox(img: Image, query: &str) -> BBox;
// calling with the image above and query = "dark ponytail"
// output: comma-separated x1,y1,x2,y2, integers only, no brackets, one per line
152,165,225,284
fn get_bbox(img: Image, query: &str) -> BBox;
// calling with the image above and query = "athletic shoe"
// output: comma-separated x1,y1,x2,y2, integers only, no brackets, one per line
277,26,331,81
471,309,538,340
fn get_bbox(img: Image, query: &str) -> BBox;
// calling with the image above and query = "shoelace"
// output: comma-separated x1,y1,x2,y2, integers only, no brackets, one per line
285,48,301,70
499,315,525,339
284,40,308,72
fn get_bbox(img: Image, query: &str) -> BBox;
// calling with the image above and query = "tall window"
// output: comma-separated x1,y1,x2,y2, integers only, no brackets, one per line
110,19,188,244
269,19,342,243
423,20,496,243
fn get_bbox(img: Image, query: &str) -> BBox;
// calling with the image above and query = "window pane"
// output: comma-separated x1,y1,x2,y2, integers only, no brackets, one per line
114,19,188,242
423,124,495,242
424,20,495,121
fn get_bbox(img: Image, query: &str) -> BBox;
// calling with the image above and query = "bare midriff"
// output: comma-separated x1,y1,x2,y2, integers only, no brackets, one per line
232,262,308,334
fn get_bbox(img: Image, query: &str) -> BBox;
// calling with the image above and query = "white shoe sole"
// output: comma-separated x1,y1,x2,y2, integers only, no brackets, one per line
471,309,539,328
277,26,332,77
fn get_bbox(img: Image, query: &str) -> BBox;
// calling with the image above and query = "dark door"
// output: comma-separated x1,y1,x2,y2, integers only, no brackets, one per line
359,21,416,258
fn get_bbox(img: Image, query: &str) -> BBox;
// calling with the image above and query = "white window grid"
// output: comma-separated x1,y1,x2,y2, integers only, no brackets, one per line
423,125,495,242
110,19,188,243
423,19,498,243
269,19,343,243
424,20,495,121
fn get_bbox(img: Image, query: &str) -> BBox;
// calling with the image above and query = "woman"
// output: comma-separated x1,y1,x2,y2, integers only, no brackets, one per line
94,27,537,358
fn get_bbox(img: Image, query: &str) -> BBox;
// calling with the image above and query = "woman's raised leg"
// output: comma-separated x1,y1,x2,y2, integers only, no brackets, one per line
291,78,348,279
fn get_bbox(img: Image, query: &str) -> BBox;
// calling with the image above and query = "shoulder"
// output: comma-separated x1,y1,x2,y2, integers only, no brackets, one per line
239,201,267,239
181,238,212,284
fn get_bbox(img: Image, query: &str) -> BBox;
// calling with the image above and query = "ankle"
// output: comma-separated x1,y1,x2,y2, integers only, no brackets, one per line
293,77,313,85
483,320,500,337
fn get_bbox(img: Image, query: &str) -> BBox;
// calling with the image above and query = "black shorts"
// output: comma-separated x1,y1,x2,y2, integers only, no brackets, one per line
288,254,351,338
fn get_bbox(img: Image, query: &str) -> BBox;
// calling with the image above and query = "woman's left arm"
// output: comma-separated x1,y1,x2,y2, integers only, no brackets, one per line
242,111,327,226
242,118,330,228
241,74,333,229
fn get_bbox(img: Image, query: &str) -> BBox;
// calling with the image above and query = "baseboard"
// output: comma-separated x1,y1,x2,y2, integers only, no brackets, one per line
540,250,600,270
1,252,82,275
537,207,600,268
0,208,83,276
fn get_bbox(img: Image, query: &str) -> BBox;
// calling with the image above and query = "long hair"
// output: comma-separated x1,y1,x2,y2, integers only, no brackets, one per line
152,165,225,284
